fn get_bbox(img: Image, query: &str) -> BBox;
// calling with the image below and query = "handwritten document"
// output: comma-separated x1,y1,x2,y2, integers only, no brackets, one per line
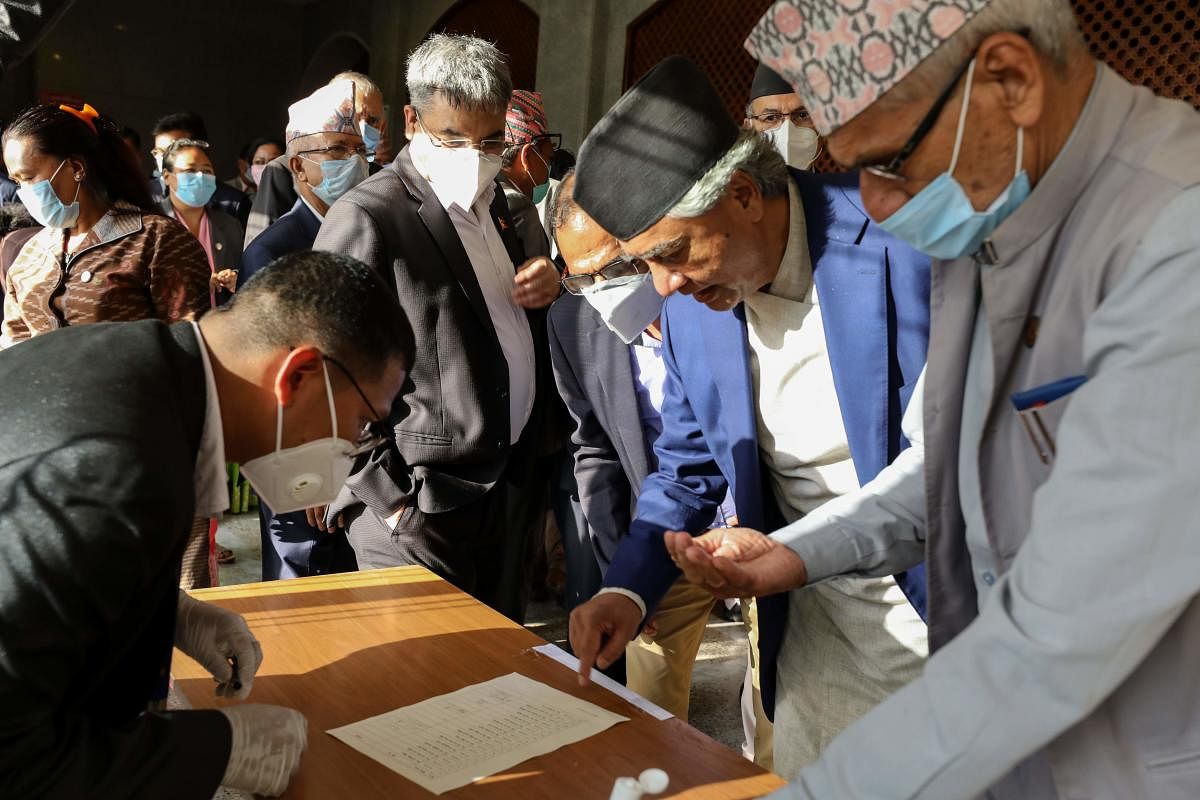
327,672,629,794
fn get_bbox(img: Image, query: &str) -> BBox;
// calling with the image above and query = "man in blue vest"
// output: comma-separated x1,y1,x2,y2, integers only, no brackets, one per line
568,56,930,775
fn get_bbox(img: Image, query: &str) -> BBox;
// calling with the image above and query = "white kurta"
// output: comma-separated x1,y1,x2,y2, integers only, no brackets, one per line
747,186,927,779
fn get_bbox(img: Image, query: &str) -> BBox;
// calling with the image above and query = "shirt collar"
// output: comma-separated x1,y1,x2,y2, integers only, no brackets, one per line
190,322,230,518
765,181,814,302
299,193,326,221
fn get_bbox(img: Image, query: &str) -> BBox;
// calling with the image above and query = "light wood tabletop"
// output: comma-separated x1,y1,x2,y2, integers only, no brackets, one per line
174,566,786,799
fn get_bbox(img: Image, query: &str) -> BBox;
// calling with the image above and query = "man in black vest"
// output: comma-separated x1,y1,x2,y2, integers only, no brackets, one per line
0,252,414,798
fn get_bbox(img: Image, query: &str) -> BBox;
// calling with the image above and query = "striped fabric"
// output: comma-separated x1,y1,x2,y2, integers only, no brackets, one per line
505,89,548,145
1,203,212,347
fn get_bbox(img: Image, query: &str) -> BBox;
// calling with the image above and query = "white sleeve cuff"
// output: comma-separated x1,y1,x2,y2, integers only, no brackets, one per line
596,587,648,620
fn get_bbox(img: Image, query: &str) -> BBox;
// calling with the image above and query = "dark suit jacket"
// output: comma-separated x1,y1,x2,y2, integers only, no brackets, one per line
150,178,251,230
239,198,321,289
547,294,651,572
315,147,555,520
243,155,295,248
0,320,231,798
501,177,551,261
603,170,932,717
159,200,242,304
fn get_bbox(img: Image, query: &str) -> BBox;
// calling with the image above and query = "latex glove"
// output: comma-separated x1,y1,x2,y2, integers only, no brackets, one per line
175,590,263,700
218,704,308,797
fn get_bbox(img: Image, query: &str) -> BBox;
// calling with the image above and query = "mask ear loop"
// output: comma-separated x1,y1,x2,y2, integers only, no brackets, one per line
947,59,978,177
321,360,338,440
1013,125,1025,178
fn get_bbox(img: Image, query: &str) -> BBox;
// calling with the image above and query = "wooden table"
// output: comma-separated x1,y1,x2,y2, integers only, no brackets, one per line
174,567,786,799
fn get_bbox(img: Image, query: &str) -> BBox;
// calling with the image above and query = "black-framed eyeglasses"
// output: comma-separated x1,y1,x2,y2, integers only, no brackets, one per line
746,109,811,130
560,257,650,295
861,56,975,182
415,110,507,156
298,143,369,161
323,355,392,456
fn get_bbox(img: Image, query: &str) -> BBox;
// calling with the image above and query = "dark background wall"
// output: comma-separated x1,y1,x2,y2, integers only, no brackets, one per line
2,0,376,181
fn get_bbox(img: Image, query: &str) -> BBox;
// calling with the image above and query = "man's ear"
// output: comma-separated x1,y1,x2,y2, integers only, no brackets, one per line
402,105,418,140
273,346,323,407
979,30,1045,130
727,170,765,222
289,155,309,184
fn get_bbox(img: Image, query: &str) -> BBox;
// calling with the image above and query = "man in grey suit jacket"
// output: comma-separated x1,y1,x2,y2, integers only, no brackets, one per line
672,1,1200,798
314,34,562,622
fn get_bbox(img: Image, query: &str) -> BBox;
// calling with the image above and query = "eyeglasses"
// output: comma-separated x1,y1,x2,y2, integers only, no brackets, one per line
323,356,392,457
746,108,811,130
532,133,562,152
560,257,650,295
415,110,507,156
298,144,369,161
861,55,975,182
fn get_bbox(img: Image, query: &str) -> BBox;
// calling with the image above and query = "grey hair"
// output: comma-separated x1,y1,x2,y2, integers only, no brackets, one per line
406,33,513,114
330,70,381,98
667,129,789,219
892,0,1086,102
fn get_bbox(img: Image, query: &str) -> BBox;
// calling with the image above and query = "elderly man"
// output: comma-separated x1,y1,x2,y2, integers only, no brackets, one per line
0,251,413,797
500,89,557,260
240,79,371,581
314,34,562,622
568,56,931,772
245,71,387,247
746,62,821,170
663,0,1200,797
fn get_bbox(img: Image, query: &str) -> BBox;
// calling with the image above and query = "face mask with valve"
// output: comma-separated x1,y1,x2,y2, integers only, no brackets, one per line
17,159,81,229
239,361,357,514
408,131,502,211
580,272,665,344
763,123,821,170
877,59,1031,261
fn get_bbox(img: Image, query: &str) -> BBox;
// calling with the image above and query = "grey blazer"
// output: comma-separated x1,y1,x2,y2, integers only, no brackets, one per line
547,293,652,571
314,148,553,520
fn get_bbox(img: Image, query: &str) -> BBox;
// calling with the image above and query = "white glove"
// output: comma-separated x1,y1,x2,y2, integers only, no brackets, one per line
218,704,308,796
175,590,263,700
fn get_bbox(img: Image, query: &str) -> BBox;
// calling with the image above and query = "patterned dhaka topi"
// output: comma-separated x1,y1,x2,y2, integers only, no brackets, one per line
505,90,548,145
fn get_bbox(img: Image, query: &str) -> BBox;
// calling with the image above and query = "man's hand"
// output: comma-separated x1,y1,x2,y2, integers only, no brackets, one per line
664,527,808,599
568,592,643,686
513,256,560,309
175,592,263,700
304,505,344,533
210,269,238,294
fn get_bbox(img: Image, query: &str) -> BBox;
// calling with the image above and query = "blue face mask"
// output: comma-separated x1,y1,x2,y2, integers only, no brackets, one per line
302,155,369,207
878,60,1031,261
173,172,218,208
18,159,81,229
360,121,382,162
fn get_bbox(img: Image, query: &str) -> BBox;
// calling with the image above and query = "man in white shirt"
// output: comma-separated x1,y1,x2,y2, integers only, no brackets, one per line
314,33,563,622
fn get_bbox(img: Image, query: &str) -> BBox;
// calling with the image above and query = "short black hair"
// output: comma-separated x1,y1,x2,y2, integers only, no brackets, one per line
221,251,415,381
0,202,37,238
152,111,208,141
248,136,285,159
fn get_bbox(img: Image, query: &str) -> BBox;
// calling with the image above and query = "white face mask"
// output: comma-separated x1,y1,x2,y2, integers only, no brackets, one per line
408,131,502,211
239,362,357,514
580,272,665,344
764,123,821,170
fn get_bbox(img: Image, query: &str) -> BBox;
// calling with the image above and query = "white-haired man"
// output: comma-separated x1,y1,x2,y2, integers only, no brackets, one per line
667,0,1200,797
314,34,562,622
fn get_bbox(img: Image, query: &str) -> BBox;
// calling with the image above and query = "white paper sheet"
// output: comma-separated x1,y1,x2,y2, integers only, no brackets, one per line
531,643,675,721
327,672,629,795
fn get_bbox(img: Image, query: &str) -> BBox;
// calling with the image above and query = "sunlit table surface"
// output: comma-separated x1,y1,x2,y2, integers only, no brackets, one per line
174,566,786,799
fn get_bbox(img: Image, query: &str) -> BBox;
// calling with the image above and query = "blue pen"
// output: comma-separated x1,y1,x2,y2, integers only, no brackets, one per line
1010,375,1087,464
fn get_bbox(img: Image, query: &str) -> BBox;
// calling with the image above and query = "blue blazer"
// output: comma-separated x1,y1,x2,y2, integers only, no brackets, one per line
239,199,322,289
602,169,931,716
